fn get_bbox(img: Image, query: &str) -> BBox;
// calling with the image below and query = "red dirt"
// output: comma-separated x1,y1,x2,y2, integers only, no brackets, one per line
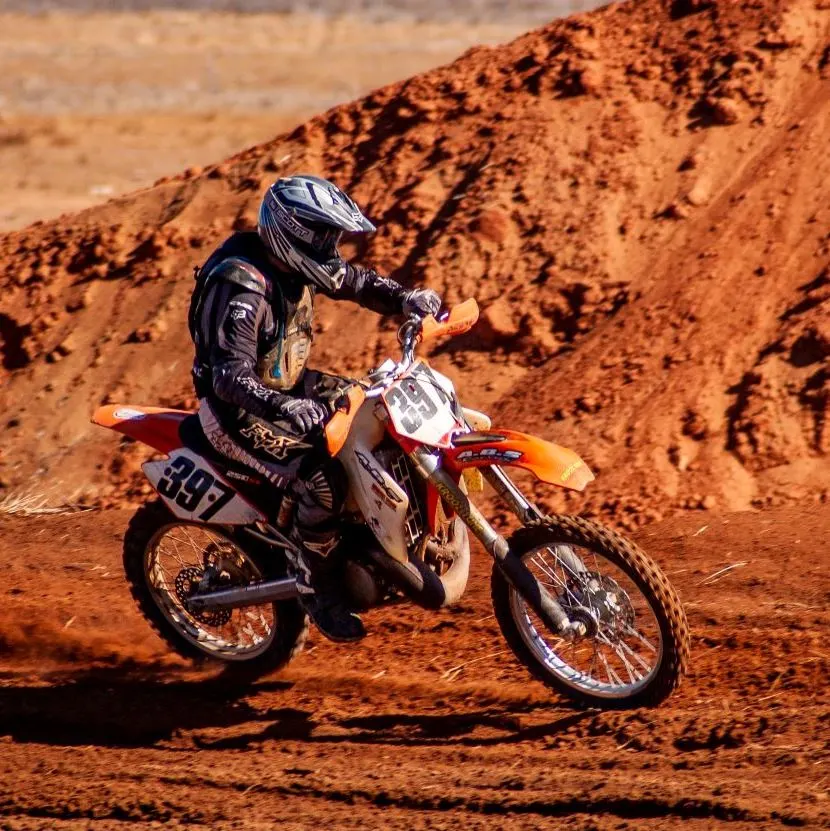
0,505,827,828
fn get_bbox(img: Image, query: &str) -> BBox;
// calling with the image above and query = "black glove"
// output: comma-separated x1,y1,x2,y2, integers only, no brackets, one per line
279,398,329,433
402,288,442,319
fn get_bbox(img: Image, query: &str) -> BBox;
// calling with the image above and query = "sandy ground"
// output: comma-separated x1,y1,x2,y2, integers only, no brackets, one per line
0,504,827,828
0,10,531,230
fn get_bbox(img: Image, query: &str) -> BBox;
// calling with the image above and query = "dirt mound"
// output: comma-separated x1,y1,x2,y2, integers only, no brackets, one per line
0,0,828,526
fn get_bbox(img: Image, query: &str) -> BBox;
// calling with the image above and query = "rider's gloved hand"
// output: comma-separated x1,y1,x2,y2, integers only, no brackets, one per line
402,288,442,319
280,398,329,432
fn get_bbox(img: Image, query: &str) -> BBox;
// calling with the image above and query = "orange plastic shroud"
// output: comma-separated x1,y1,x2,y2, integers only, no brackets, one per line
325,386,367,457
446,429,595,492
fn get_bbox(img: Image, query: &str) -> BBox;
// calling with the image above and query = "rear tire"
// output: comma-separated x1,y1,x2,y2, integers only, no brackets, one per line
492,515,690,709
123,499,308,681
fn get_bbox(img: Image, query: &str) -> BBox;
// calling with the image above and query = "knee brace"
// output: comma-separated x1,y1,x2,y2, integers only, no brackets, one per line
295,458,347,530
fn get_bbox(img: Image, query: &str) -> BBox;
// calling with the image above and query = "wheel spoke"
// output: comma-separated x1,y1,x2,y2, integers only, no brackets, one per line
623,623,658,653
530,553,565,588
587,645,599,681
146,523,276,658
158,540,191,570
615,636,654,674
598,650,624,686
551,545,586,579
612,642,643,683
509,537,664,698
529,552,583,607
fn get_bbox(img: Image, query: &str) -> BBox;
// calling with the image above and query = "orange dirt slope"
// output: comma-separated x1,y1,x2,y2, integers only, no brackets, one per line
0,0,828,528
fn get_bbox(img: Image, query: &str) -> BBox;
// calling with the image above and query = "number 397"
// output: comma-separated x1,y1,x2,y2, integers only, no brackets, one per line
157,456,235,520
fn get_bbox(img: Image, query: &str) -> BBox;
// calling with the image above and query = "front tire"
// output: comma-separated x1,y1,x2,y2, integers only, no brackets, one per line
123,500,308,680
492,515,690,709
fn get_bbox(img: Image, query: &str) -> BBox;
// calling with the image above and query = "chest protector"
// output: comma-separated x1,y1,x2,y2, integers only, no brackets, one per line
257,282,315,391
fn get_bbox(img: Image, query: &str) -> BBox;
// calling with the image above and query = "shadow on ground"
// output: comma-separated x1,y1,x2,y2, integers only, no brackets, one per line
0,667,591,749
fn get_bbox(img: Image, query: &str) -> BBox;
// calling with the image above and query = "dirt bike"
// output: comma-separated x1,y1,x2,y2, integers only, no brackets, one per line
93,299,690,708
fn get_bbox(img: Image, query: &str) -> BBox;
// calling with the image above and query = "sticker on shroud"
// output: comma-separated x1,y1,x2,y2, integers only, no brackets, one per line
113,408,147,421
456,448,522,463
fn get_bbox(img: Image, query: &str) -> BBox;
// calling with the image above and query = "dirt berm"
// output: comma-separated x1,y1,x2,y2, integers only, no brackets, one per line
0,0,828,528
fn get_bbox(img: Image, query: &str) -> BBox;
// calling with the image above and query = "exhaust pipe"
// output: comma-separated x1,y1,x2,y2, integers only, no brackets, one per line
364,521,470,610
186,577,300,612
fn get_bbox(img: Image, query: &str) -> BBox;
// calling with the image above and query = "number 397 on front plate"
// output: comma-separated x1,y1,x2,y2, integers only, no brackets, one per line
382,372,460,447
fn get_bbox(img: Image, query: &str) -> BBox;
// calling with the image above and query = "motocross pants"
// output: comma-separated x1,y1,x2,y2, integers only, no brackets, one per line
198,370,349,548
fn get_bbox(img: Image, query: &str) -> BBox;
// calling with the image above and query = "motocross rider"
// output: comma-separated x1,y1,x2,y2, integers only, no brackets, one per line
188,175,441,643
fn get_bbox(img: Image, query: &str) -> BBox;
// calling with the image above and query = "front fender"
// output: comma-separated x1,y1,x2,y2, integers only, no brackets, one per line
446,429,595,492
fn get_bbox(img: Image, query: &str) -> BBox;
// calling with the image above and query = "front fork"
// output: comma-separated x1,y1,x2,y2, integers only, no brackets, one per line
407,447,582,637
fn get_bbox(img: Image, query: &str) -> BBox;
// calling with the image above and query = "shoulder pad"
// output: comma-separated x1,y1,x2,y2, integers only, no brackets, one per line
210,257,271,299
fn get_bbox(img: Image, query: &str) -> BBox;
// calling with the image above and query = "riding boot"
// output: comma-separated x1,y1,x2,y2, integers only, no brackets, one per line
286,526,366,643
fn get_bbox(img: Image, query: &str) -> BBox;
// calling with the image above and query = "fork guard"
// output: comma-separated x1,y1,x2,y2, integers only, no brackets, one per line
407,447,575,636
447,429,595,492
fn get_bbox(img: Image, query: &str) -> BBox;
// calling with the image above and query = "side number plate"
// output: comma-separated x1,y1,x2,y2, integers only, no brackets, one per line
144,449,264,525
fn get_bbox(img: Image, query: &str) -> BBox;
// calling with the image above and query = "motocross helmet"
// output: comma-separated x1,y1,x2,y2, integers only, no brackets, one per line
257,175,376,292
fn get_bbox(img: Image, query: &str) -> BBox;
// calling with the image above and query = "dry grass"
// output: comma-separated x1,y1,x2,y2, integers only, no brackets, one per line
0,489,90,517
696,561,749,586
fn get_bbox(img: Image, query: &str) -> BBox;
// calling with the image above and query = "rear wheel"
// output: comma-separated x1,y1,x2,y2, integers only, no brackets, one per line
123,500,308,678
492,515,690,709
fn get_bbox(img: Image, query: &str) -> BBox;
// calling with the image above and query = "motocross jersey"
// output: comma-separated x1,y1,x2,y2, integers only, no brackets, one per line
189,231,408,427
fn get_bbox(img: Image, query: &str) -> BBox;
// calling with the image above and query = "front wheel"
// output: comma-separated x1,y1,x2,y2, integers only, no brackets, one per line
123,500,308,680
491,515,690,709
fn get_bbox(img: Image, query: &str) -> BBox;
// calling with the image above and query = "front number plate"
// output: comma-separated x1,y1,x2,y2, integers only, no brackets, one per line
383,368,460,447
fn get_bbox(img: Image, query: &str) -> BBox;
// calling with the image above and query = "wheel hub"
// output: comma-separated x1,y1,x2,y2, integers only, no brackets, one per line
175,565,232,627
203,541,252,583
566,605,598,638
563,573,635,635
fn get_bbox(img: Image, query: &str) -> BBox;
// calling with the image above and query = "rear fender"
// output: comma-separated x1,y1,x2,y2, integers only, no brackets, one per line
93,406,263,524
446,429,594,491
92,405,192,454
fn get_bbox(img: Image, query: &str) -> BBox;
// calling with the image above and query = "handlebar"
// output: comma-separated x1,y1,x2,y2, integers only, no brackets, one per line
398,315,425,367
372,300,480,386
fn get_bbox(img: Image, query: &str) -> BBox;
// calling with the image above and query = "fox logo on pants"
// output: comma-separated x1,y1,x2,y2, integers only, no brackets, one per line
240,423,309,461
